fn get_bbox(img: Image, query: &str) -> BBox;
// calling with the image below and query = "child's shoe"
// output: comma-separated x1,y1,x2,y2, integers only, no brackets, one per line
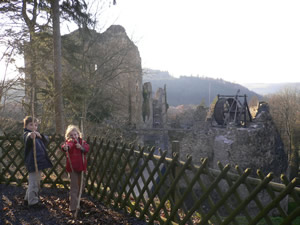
29,202,44,209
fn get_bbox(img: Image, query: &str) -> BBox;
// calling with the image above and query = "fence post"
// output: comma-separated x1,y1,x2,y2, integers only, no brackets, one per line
171,140,180,222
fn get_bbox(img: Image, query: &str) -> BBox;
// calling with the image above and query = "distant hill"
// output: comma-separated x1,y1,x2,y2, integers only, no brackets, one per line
242,83,300,95
143,69,262,106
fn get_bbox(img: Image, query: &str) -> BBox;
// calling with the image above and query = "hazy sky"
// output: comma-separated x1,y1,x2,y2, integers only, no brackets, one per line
102,0,300,84
1,1,300,85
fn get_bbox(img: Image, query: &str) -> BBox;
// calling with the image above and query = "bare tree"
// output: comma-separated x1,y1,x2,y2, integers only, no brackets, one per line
267,87,300,180
0,0,53,118
0,51,22,112
0,48,24,134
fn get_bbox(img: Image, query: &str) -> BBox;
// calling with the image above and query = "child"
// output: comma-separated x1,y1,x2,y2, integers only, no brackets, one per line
23,116,53,207
61,125,89,214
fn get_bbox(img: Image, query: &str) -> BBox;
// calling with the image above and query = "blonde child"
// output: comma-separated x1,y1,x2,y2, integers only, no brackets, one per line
61,125,89,214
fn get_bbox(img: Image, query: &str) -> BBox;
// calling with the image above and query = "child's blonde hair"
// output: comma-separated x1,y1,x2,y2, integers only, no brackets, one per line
65,125,82,140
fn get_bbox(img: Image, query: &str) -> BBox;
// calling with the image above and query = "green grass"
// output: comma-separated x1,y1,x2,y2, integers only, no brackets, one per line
230,201,300,225
288,202,299,214
234,216,300,225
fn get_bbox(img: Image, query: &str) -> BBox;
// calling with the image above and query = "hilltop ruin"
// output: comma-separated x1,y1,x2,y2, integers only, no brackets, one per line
22,24,287,176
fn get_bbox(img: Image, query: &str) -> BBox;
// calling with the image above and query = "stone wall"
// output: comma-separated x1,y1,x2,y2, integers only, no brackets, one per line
137,90,287,178
98,25,143,127
136,107,288,215
67,25,143,127
168,110,287,178
141,82,153,128
153,85,168,128
141,82,168,129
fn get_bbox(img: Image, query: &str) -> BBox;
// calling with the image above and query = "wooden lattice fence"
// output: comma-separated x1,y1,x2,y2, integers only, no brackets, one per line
0,134,299,224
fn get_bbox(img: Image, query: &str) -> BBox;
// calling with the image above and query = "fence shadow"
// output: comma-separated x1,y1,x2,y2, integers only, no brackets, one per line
0,134,299,224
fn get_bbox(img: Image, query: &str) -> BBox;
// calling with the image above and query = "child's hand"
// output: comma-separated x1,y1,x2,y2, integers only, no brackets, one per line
30,132,36,139
75,143,81,149
34,131,42,139
63,145,69,151
75,143,85,153
30,131,42,139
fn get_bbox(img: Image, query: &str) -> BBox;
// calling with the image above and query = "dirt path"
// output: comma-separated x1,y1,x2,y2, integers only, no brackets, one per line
0,184,147,225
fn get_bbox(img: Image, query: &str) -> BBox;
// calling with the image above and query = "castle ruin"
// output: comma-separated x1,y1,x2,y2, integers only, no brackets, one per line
24,24,287,178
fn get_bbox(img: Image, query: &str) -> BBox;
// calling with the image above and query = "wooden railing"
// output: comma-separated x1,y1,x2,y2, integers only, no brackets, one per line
0,134,299,224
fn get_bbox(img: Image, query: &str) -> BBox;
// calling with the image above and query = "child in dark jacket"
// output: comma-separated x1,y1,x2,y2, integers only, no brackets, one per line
23,116,53,207
61,125,89,214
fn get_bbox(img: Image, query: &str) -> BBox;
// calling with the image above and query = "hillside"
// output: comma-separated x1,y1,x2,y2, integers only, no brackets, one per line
143,69,262,106
243,82,300,95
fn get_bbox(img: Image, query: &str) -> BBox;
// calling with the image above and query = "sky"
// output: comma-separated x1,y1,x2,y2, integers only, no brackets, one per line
97,0,300,84
1,0,300,85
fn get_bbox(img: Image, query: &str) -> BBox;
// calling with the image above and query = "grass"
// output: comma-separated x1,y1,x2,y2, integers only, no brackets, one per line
233,202,300,225
236,217,300,225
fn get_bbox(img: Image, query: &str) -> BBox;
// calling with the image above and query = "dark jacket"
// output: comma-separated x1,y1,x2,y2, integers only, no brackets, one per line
24,128,53,173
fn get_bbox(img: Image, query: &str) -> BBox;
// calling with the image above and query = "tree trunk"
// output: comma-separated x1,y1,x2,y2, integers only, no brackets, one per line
52,0,65,135
290,148,299,180
22,0,38,116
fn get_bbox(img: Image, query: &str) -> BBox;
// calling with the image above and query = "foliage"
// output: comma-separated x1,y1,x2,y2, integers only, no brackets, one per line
248,95,260,118
60,0,93,27
206,96,218,120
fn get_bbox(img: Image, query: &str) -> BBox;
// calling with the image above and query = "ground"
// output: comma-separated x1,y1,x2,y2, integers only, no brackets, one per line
0,184,147,225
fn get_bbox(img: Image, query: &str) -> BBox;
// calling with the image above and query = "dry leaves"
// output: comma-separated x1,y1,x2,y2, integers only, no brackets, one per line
0,184,147,225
